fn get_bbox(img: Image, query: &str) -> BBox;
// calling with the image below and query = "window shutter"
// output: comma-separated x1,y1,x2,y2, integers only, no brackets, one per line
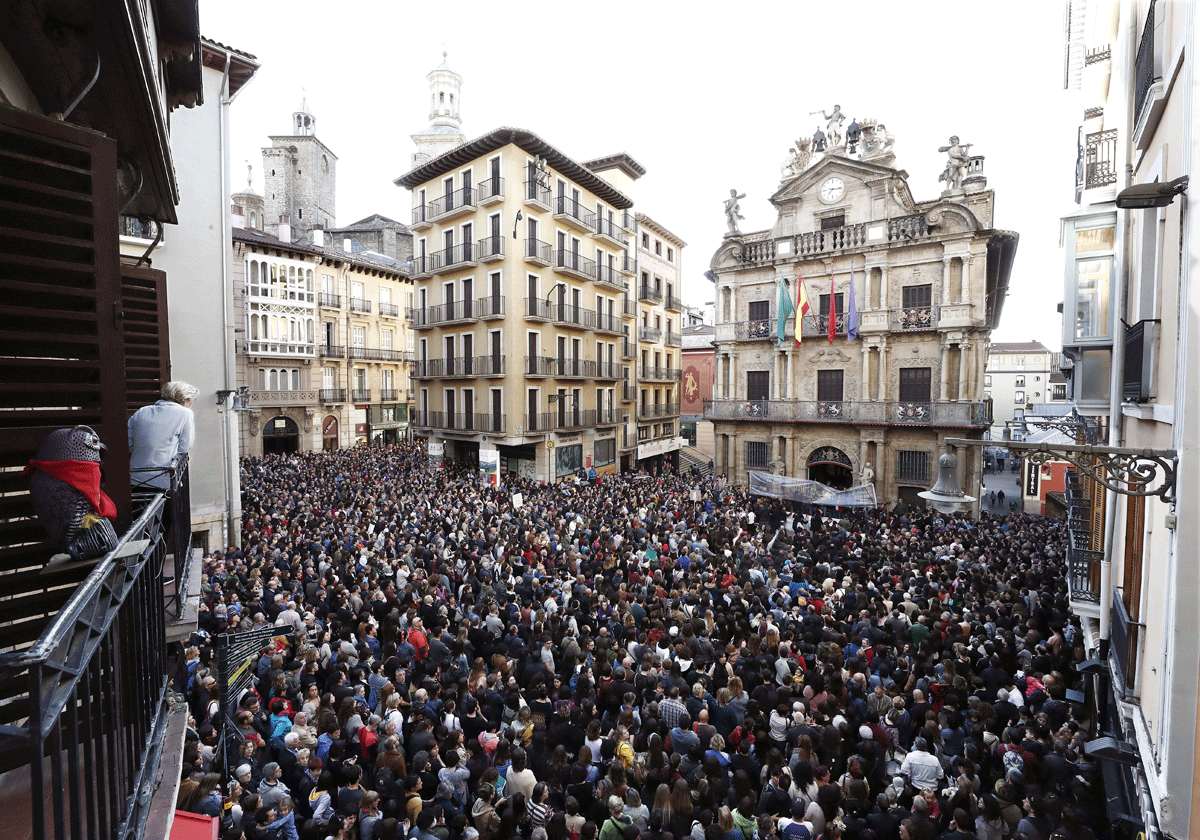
0,105,129,652
121,262,171,413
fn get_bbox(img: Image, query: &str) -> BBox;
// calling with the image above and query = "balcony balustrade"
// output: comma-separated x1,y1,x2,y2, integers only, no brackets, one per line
524,180,552,209
638,402,681,419
249,389,319,406
621,338,635,359
595,361,623,380
411,254,432,276
430,242,478,274
525,296,552,320
665,330,682,347
594,312,623,334
549,302,594,329
664,293,684,312
319,388,346,403
594,263,627,291
525,355,555,376
621,297,637,318
349,297,372,314
379,301,399,317
318,291,341,308
476,235,504,262
352,388,372,402
703,399,990,427
524,237,552,266
476,294,505,319
639,326,662,342
380,389,398,401
320,344,346,359
477,176,504,204
553,195,596,233
553,248,596,281
594,215,628,246
639,365,682,381
735,212,933,265
425,185,476,222
638,283,663,304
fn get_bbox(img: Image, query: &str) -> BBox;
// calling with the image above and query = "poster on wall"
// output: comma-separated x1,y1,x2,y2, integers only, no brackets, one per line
428,441,444,471
479,450,501,487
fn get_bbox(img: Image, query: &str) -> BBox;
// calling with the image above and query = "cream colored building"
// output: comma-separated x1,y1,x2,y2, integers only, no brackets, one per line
983,340,1059,439
231,217,414,454
706,130,1016,509
1057,3,1199,838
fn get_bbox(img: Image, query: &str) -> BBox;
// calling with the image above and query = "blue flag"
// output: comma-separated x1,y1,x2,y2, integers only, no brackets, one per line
847,264,859,340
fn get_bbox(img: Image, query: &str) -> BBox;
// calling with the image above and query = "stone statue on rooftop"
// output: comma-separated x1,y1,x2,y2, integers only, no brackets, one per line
811,105,846,147
724,189,746,236
938,135,973,192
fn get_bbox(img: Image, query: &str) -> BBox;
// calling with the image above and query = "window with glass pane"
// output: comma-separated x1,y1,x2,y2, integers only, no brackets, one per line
1074,256,1111,340
902,285,932,308
817,370,843,401
898,368,932,401
748,300,770,321
746,441,770,469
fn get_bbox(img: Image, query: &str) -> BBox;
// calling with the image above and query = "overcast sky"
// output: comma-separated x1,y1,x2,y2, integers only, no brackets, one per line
206,0,1077,349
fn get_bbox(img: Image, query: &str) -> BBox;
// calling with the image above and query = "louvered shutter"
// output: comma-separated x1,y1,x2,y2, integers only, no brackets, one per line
121,262,171,413
0,105,129,654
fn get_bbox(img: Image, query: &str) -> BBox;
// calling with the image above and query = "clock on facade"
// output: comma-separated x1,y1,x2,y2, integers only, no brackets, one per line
819,177,846,203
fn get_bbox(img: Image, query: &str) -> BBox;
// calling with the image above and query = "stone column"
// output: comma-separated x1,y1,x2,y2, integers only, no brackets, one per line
861,345,871,400
730,353,737,399
958,341,971,400
942,258,953,305
939,343,951,401
959,257,970,305
879,342,889,401
877,266,888,309
786,349,793,400
714,353,723,401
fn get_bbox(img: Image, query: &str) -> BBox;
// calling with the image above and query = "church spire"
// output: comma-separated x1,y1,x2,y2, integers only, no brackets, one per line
293,91,315,136
410,52,466,167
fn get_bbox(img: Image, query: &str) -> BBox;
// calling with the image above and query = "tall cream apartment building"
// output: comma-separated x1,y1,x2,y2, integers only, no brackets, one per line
706,128,1017,509
394,58,681,480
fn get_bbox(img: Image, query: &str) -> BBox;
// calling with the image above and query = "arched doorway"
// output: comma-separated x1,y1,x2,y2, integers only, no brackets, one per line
262,414,300,455
807,445,853,489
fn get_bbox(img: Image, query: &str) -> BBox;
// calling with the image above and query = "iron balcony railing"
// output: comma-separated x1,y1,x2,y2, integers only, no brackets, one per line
476,236,504,261
1134,0,1156,127
665,330,682,347
590,408,621,426
525,411,556,433
554,195,596,229
552,357,590,378
594,263,626,291
410,411,487,431
639,365,683,381
1065,472,1101,603
413,358,482,378
380,388,398,401
379,301,399,318
349,297,372,314
638,283,663,303
477,176,504,203
594,215,628,245
595,312,623,334
318,291,342,308
622,382,634,402
476,295,505,318
320,344,346,358
477,412,506,434
595,361,623,380
412,254,431,275
550,302,594,329
553,409,587,430
319,388,346,403
412,299,477,326
664,293,684,312
525,297,553,320
622,297,637,317
736,319,773,341
476,355,506,376
892,305,939,331
352,388,372,402
431,242,477,273
638,402,681,419
621,254,636,275
131,454,191,618
426,185,476,219
243,339,317,355
639,326,662,342
0,494,172,840
703,399,991,427
1081,129,1118,191
553,248,596,279
524,237,552,264
524,180,552,207
525,355,556,376
348,346,408,362
621,339,635,359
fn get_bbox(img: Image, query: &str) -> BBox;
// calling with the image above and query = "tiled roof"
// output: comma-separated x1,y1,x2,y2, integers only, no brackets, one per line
233,227,411,276
989,341,1051,352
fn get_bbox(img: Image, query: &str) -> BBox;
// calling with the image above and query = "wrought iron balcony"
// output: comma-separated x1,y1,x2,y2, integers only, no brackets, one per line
319,291,342,308
476,355,505,376
412,358,477,378
379,301,399,317
552,357,590,379
477,412,506,433
638,283,663,304
352,388,372,402
411,299,477,327
735,319,773,341
622,382,634,402
380,388,398,401
477,176,504,204
426,185,476,222
621,297,637,318
621,338,635,359
1134,0,1155,127
594,215,628,246
553,248,596,281
525,297,552,321
0,491,178,840
477,235,504,262
703,399,990,427
595,361,624,380
1080,129,1117,191
638,402,681,419
430,242,478,274
665,293,684,312
525,411,556,433
320,344,346,358
524,179,552,209
594,263,627,291
550,302,594,329
412,254,432,276
319,388,346,403
524,237,552,265
525,355,556,376
589,407,621,426
665,330,682,347
476,295,505,319
411,411,481,431
553,195,596,233
639,365,682,381
594,312,624,334
892,305,938,331
639,325,662,342
349,297,372,314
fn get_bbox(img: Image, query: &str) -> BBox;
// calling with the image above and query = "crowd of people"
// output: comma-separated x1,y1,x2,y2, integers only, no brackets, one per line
177,443,1101,840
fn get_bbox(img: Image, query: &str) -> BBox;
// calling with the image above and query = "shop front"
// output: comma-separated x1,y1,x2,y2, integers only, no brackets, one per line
637,435,682,475
368,403,406,446
320,415,338,452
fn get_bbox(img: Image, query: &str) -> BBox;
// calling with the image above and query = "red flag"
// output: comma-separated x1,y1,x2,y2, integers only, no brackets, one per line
828,274,836,343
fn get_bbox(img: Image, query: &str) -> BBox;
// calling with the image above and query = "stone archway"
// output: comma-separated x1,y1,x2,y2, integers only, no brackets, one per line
805,444,854,490
262,414,300,455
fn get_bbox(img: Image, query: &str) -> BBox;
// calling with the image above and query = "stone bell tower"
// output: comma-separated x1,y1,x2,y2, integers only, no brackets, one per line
410,53,466,168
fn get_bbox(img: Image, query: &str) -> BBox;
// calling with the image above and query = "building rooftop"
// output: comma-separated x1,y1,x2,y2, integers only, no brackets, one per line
327,214,409,233
581,152,647,181
395,126,634,209
233,227,411,277
635,212,688,248
989,341,1051,353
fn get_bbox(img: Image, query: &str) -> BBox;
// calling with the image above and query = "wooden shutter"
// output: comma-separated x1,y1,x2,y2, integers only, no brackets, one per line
0,105,129,655
1123,490,1145,621
121,262,171,413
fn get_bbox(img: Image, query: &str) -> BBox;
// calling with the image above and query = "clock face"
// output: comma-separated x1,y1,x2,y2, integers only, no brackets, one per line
819,177,846,203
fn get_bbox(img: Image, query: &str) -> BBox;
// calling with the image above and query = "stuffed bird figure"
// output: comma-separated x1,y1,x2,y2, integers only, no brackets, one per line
23,425,120,561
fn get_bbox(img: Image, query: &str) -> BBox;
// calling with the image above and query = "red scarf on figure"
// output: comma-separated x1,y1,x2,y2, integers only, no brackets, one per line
22,459,117,519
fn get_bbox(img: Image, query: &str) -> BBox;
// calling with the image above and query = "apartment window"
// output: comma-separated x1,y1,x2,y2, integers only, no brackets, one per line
642,233,649,248
746,441,770,469
655,240,662,256
1015,375,1025,387
748,300,770,326
594,438,616,467
1014,391,1025,403
898,368,932,402
352,325,365,347
984,375,992,387
816,369,844,402
746,370,769,401
1053,384,1067,400
667,247,674,263
902,284,932,309
1065,220,1116,342
895,450,931,483
381,329,392,351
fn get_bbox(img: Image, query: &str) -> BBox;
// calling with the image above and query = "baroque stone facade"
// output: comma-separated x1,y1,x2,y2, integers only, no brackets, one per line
706,130,1017,510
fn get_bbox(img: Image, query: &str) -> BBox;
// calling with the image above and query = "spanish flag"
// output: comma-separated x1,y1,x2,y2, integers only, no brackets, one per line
795,276,812,346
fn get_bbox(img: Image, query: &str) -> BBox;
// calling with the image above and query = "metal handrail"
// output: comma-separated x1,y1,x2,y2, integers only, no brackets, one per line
131,454,191,618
